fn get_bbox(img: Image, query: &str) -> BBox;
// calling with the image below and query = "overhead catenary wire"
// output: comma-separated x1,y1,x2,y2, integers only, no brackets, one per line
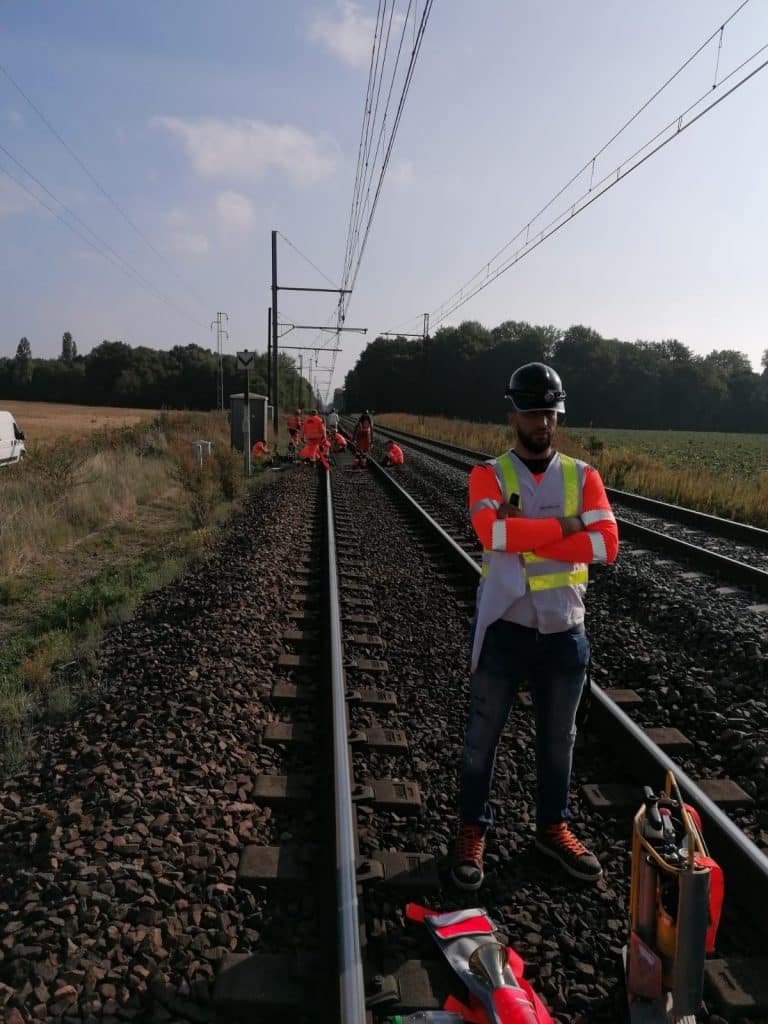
344,0,434,301
429,45,768,328
387,0,754,336
321,0,434,403
342,0,404,289
277,231,339,289
0,60,206,308
344,0,416,294
341,0,387,291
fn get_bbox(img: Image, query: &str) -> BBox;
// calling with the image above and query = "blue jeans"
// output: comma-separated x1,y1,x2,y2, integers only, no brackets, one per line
459,619,590,832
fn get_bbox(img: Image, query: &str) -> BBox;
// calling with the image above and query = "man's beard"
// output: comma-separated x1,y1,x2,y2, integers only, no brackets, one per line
517,426,553,454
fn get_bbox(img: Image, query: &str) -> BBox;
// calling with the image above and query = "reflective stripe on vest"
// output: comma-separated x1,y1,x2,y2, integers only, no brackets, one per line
581,507,615,526
470,497,501,516
480,452,586,590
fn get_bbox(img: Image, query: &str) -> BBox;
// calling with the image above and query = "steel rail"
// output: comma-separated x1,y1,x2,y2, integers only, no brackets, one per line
588,686,768,917
373,423,768,596
366,456,480,576
617,518,768,591
369,451,768,922
325,470,367,1023
603,487,768,548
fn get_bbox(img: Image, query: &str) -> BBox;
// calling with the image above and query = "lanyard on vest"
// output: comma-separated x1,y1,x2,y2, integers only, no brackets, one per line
481,452,588,590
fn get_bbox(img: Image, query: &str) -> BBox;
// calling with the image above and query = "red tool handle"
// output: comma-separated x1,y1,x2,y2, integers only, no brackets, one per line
492,988,539,1023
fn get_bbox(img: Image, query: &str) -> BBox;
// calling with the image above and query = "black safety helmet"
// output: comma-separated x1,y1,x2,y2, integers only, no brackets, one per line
505,362,566,413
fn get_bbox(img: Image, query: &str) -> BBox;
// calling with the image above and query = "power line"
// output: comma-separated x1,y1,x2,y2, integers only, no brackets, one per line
418,0,755,331
342,0,434,302
277,231,339,288
0,60,206,307
343,0,404,288
0,152,207,328
319,0,392,405
430,45,768,328
325,0,434,404
342,1,388,289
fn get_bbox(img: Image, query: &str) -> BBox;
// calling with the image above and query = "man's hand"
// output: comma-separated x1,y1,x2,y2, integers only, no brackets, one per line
558,516,585,536
496,502,522,519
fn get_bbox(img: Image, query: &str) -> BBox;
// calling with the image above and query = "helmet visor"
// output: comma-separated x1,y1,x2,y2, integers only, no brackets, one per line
505,387,566,413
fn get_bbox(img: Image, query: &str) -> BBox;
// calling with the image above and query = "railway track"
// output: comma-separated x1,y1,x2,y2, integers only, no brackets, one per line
2,451,767,1022
218,446,767,1022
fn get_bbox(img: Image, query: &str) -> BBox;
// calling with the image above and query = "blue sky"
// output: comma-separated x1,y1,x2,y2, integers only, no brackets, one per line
2,1,767,401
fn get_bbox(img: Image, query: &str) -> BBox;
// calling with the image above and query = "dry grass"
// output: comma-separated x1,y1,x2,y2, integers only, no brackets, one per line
0,449,169,576
0,399,154,444
0,409,256,764
0,410,243,575
378,413,768,528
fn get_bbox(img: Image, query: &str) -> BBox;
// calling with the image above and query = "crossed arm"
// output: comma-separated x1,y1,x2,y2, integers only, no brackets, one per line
469,464,619,565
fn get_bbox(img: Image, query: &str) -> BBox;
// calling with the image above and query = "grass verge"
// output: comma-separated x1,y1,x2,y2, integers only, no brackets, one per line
0,410,270,766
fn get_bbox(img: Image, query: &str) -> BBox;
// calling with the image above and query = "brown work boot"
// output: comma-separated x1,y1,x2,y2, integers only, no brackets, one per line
450,823,485,891
535,823,602,881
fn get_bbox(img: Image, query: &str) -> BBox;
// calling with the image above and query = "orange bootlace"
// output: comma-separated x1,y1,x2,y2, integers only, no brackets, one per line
543,823,587,855
458,825,484,864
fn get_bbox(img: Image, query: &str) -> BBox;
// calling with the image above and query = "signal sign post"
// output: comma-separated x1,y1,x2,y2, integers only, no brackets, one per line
237,350,256,477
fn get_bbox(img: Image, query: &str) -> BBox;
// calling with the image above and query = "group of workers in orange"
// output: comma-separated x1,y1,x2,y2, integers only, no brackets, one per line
279,407,404,469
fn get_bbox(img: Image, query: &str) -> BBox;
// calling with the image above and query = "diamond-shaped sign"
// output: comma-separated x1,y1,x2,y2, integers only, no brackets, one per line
237,350,255,370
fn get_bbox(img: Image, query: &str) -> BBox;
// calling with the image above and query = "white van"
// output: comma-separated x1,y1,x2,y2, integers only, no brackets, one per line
0,411,26,466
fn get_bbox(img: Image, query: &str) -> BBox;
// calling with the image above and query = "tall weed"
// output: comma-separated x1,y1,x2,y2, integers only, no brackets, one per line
169,443,219,528
213,445,244,500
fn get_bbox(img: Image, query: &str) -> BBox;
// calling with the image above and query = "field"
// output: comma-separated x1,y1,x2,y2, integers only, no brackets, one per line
377,414,768,528
0,399,154,443
565,427,768,482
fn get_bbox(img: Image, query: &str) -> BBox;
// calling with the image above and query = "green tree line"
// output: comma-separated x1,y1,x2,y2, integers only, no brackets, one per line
1,335,317,411
343,320,768,431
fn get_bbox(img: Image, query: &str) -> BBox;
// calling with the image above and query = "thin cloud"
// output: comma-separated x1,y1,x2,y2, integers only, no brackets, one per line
166,206,190,230
169,230,209,257
3,109,24,127
152,116,339,186
390,158,414,187
215,190,255,232
0,177,30,218
309,1,378,69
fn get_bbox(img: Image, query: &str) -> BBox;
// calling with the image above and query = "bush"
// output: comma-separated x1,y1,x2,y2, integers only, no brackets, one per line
25,439,91,505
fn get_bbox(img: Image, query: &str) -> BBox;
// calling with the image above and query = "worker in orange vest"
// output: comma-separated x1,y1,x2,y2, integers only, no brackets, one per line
287,409,303,451
382,440,404,467
352,412,373,466
300,409,326,463
251,439,270,464
451,362,618,893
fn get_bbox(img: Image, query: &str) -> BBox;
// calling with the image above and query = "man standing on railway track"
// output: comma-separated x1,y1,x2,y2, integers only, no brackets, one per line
452,362,619,891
